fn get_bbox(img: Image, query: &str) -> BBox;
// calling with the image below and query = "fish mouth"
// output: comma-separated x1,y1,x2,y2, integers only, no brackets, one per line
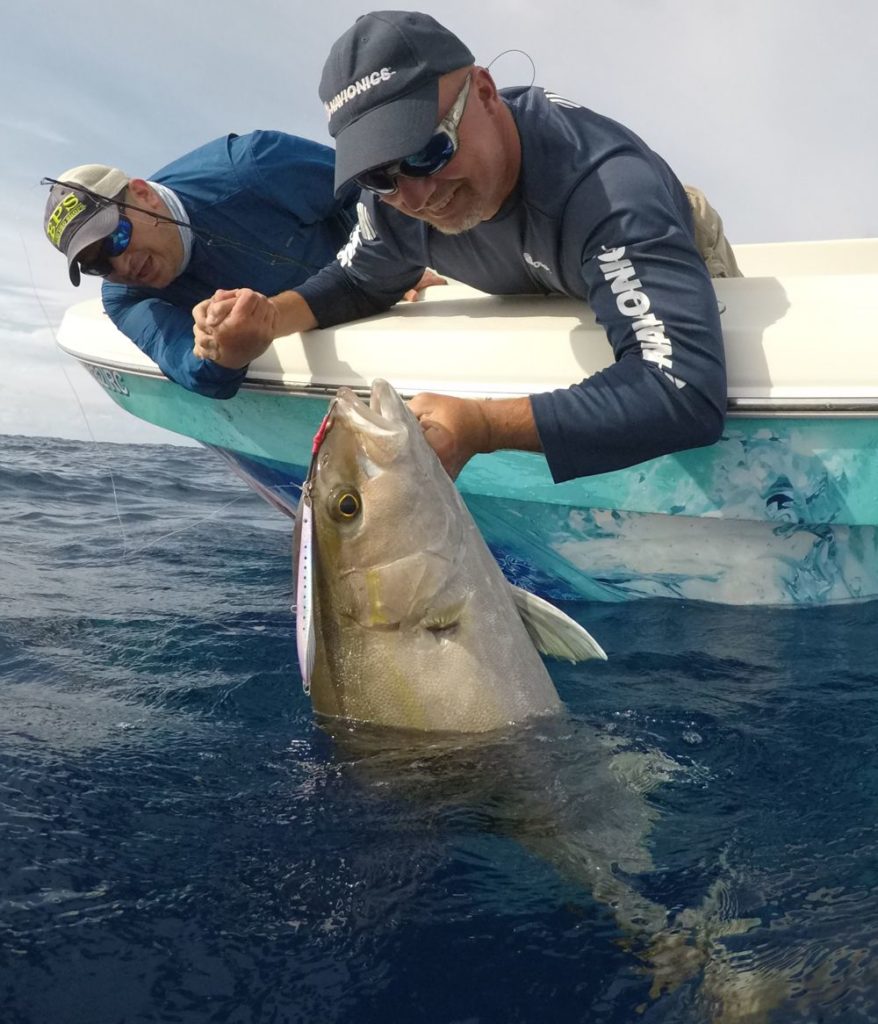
334,379,410,433
325,379,415,466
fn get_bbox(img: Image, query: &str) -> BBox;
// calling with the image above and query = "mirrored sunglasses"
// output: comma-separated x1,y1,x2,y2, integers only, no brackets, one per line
355,74,472,196
79,215,133,278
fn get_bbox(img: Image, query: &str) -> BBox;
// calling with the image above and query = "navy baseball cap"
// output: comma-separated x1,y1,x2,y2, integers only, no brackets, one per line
320,10,474,194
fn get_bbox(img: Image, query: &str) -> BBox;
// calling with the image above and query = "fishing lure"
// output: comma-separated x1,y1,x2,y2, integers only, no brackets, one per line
294,412,332,695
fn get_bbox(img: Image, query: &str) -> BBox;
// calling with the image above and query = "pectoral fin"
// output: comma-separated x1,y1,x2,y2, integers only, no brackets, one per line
511,586,607,663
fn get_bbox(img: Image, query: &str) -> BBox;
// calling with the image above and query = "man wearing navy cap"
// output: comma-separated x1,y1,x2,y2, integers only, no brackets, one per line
195,11,739,483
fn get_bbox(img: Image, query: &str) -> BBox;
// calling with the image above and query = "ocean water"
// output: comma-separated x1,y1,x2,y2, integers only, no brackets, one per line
1,435,877,1024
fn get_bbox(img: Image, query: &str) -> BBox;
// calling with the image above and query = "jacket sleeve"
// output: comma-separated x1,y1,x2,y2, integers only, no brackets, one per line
530,153,727,482
233,130,356,227
296,196,427,328
101,283,246,399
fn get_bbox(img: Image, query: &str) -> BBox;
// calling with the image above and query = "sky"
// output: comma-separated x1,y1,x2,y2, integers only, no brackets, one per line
2,0,876,444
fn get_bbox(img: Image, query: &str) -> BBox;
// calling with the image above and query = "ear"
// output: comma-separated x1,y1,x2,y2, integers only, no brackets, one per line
472,66,500,111
127,178,159,208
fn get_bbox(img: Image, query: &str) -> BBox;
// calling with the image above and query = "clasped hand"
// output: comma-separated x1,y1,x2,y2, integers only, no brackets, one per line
192,288,278,368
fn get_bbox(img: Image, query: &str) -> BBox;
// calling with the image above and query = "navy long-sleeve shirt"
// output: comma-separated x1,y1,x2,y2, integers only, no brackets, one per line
296,87,727,482
101,131,357,398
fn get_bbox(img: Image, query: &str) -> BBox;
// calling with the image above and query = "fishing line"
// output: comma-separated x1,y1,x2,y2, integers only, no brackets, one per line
121,492,253,557
20,230,131,558
21,226,299,562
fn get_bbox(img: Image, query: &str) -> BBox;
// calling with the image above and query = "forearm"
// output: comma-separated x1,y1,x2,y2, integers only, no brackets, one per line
531,358,725,483
296,260,401,329
478,397,542,455
103,288,246,398
268,290,318,336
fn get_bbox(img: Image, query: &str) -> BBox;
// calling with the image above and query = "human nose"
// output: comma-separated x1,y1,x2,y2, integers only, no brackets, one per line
392,175,438,212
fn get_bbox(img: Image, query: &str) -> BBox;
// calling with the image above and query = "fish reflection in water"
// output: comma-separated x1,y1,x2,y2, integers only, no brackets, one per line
318,710,878,1024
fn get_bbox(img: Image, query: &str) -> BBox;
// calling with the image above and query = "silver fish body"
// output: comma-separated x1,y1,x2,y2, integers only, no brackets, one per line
295,379,604,732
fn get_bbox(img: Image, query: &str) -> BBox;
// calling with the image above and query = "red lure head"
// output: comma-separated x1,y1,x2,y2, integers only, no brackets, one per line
311,413,331,455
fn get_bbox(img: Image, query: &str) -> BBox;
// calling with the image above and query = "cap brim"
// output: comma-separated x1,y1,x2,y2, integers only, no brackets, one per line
332,79,440,194
65,204,120,286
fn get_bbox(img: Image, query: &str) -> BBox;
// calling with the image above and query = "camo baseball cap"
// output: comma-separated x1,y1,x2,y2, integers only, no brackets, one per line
43,165,130,286
320,10,474,193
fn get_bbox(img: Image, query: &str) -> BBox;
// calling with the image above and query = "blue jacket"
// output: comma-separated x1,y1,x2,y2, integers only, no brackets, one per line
297,88,727,483
102,131,357,398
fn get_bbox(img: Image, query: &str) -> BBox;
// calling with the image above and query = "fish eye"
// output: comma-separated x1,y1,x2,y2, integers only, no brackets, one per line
329,487,362,521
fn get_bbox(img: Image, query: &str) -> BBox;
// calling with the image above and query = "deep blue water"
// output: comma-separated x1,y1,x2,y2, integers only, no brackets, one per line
1,435,876,1024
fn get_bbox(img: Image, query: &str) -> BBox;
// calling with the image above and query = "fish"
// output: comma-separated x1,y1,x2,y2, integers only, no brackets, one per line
291,379,781,1022
293,377,605,732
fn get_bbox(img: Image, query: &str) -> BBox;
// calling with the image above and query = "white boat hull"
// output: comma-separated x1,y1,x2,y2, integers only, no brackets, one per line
57,238,878,605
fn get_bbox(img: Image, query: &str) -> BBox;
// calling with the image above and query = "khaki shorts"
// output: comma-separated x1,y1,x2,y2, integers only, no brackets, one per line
684,185,742,278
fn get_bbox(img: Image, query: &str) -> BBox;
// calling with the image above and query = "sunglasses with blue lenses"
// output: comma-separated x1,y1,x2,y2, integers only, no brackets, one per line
79,215,133,277
355,75,472,196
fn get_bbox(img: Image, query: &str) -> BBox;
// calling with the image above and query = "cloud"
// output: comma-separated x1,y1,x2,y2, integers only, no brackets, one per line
0,117,73,147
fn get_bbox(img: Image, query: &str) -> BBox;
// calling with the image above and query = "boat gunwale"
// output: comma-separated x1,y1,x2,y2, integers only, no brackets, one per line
60,345,878,418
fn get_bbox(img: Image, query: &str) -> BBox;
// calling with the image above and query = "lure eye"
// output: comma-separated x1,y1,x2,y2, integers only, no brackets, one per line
330,488,362,521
